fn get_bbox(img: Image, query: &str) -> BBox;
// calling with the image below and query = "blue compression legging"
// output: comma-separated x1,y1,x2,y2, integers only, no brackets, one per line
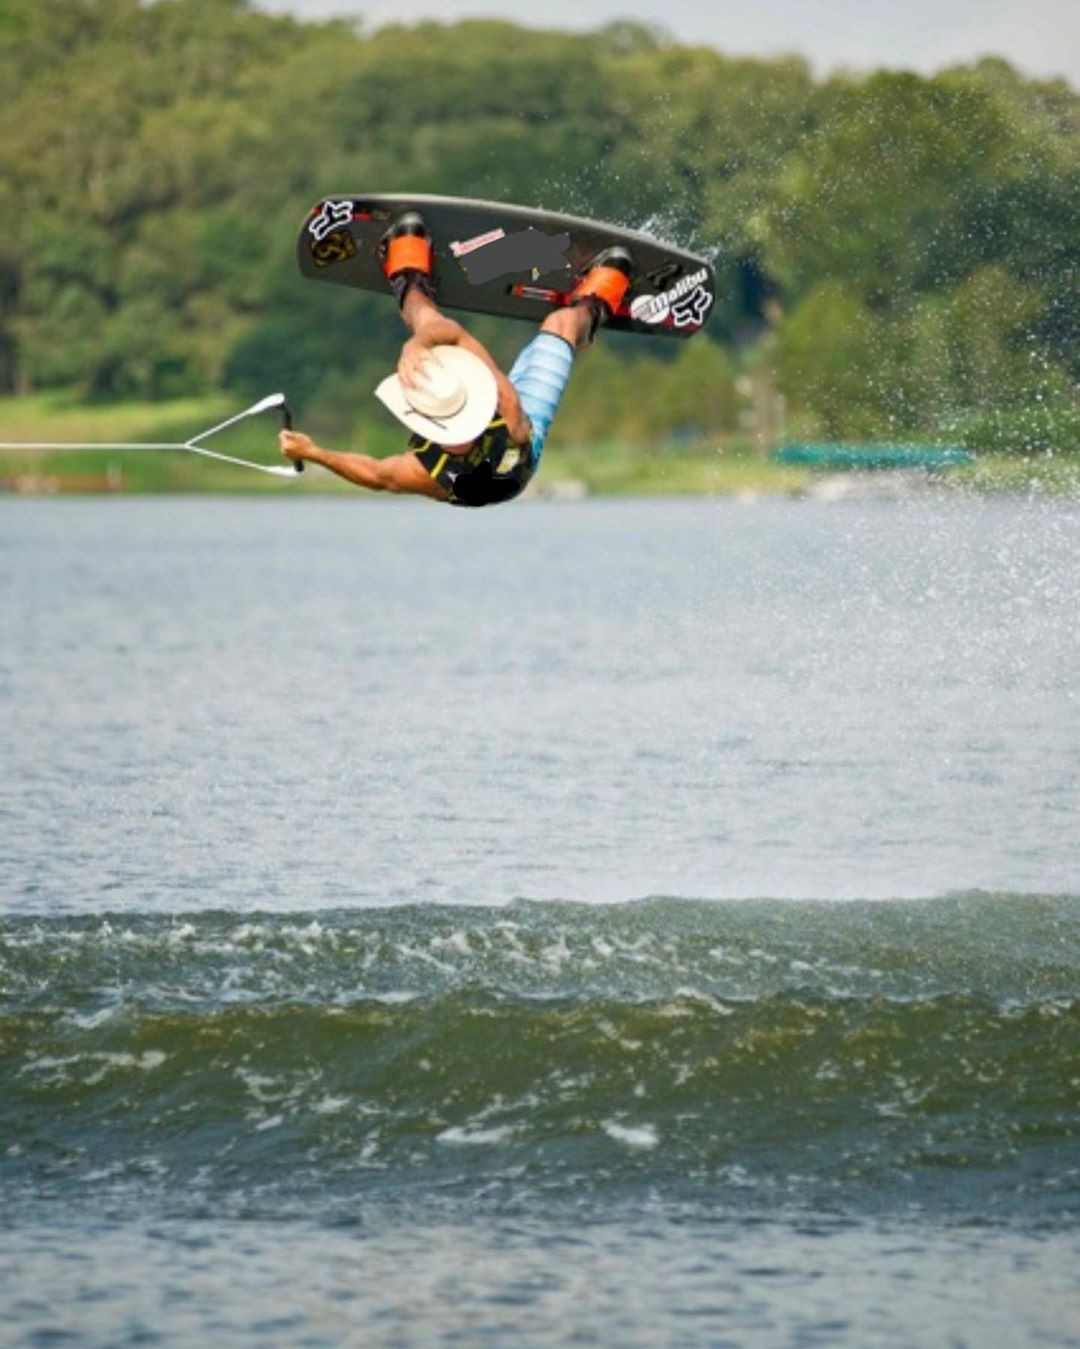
507,332,575,459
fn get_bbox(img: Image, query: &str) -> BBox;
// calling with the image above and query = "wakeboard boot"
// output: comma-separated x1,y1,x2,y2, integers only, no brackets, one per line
568,246,633,340
380,211,436,308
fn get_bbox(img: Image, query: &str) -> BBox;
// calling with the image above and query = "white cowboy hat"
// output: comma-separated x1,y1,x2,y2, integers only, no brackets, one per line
375,344,498,445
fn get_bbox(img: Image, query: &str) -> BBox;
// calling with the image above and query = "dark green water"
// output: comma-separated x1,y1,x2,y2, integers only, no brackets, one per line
3,498,1079,1345
2,896,1079,1345
3,894,1078,1228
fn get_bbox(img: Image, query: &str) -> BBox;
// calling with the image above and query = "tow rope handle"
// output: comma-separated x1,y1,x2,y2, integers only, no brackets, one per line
281,400,303,473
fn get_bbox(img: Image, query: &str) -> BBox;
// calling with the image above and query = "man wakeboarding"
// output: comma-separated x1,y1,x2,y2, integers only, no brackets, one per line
279,212,632,505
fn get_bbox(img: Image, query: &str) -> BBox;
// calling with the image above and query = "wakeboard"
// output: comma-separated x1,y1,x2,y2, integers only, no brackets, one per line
297,194,715,339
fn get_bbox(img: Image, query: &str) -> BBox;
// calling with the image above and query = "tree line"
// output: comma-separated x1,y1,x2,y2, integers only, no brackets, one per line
2,0,1078,451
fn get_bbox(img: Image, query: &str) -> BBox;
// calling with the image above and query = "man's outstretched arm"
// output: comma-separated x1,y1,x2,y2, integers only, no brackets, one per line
279,431,447,498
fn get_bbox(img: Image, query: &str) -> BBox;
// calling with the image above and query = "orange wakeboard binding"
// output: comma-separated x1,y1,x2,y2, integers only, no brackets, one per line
569,246,633,340
380,211,436,308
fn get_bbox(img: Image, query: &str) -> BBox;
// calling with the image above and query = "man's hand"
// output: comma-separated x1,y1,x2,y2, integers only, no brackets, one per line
280,429,315,463
397,336,442,390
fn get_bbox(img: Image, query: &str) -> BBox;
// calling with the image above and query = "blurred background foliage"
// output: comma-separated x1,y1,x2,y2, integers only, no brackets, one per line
1,0,1078,452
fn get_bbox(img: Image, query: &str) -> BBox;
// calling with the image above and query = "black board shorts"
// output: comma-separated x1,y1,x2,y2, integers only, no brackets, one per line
411,419,536,508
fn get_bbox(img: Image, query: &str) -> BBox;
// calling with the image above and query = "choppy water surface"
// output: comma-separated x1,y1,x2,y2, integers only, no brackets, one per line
2,496,1079,1346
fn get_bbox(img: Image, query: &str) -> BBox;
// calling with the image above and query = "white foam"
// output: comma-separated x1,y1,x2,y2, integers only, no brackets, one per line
67,1000,141,1029
660,989,734,1016
436,1124,516,1145
432,930,472,955
540,933,572,970
21,1049,165,1084
84,1050,166,1085
395,943,455,974
603,1120,659,1149
311,1095,350,1115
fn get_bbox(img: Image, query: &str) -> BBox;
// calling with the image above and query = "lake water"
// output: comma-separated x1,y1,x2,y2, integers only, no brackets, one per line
2,494,1079,1346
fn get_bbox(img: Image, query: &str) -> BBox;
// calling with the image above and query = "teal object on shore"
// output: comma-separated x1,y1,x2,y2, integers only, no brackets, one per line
776,443,975,470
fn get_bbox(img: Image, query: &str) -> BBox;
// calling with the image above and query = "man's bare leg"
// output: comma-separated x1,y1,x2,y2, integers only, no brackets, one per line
541,303,597,351
396,284,597,450
400,285,444,335
404,286,596,351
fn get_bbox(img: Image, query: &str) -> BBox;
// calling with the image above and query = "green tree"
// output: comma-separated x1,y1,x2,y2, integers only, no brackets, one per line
764,71,1018,309
774,281,911,439
910,267,1078,451
1,1,1078,457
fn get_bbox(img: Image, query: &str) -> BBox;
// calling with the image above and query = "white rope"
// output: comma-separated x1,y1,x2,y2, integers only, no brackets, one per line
0,393,299,477
0,441,184,450
187,393,288,446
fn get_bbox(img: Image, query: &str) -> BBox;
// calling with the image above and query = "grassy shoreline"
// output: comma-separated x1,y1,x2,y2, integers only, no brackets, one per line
2,393,1078,497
